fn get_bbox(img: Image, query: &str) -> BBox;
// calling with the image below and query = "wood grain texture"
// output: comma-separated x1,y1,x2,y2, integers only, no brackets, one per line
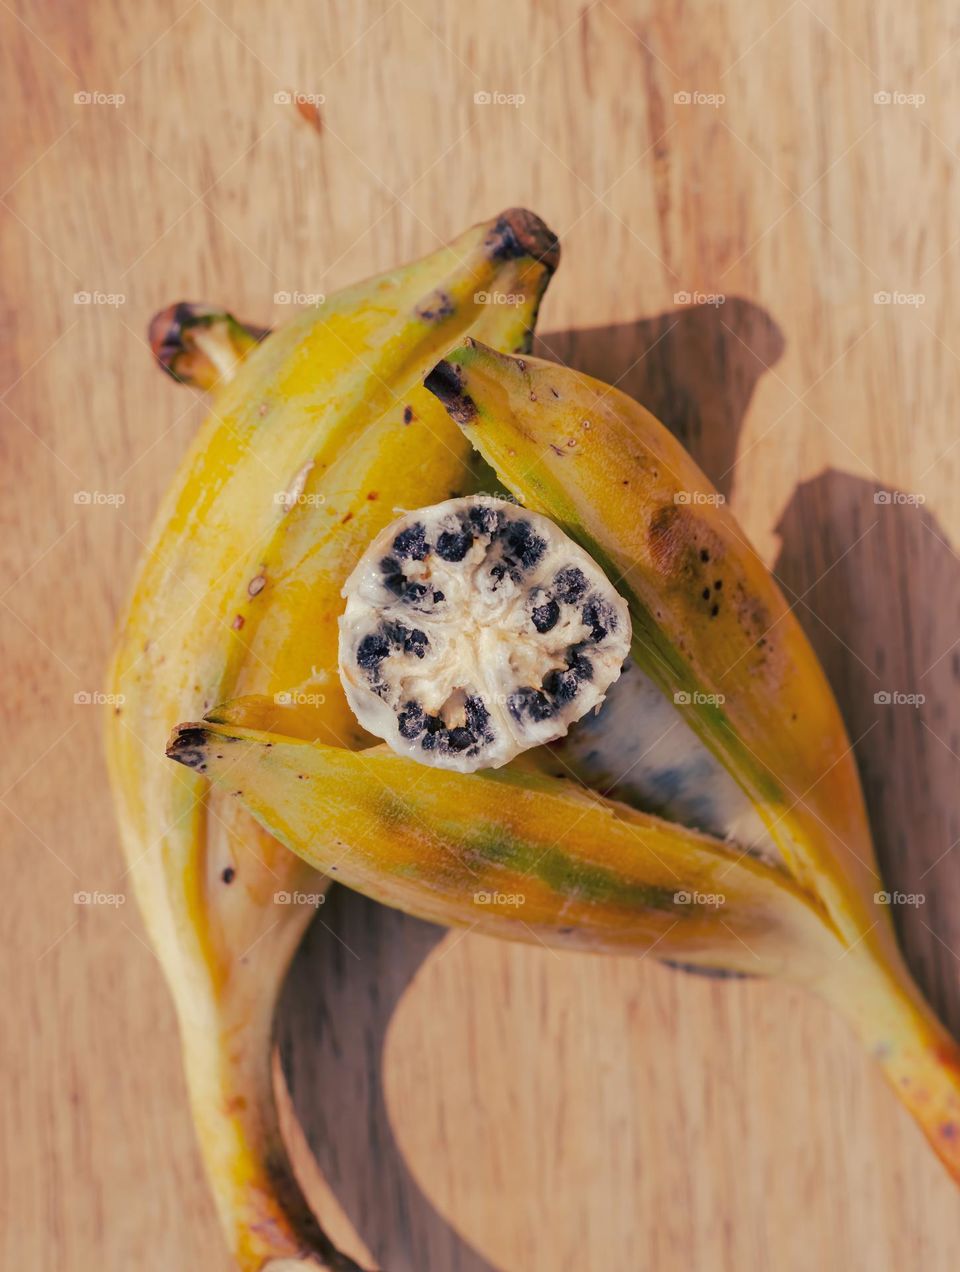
3,1,960,1268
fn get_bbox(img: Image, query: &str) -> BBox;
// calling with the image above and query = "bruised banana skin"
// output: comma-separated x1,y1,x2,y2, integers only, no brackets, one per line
166,723,840,980
424,339,960,1185
106,210,558,1271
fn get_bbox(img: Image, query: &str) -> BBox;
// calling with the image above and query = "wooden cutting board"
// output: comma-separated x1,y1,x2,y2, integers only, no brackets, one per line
4,2,960,1268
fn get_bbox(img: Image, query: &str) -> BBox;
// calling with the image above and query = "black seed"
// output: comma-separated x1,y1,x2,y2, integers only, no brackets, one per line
531,598,560,633
700,548,710,562
702,587,711,601
393,523,428,560
380,555,405,595
398,702,425,739
436,528,473,561
503,519,546,570
357,632,391,669
405,628,428,658
221,866,235,884
433,590,445,602
464,695,492,737
553,566,588,604
446,727,473,751
508,686,555,723
711,602,720,617
714,579,723,591
469,504,502,536
582,598,613,642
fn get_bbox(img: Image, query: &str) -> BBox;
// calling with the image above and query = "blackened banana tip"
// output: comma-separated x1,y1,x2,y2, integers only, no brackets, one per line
424,360,478,424
487,208,560,273
166,724,212,771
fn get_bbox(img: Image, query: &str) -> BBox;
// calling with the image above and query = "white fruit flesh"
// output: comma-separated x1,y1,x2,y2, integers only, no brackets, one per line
339,495,631,772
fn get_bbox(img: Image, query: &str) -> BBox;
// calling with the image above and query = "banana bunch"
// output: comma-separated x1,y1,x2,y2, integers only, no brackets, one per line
106,209,560,1271
111,207,960,1271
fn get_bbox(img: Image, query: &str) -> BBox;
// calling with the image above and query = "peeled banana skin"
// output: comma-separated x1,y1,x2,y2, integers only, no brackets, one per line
106,210,559,1270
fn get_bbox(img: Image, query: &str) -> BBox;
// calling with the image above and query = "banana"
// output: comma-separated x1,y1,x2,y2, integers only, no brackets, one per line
421,338,960,1182
166,724,838,977
106,211,559,1270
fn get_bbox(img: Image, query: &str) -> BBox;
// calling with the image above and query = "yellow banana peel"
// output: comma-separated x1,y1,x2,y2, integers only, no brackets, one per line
106,211,560,1270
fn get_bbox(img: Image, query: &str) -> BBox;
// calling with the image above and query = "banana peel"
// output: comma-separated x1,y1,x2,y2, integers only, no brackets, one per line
106,211,559,1270
421,339,960,1180
164,329,960,1197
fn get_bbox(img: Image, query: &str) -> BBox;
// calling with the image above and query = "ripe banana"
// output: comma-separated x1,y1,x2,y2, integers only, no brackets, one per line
106,211,560,1270
166,333,960,1192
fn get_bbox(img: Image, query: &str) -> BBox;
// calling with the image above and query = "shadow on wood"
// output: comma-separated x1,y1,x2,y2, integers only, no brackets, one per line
275,300,786,1270
773,470,960,1035
537,297,785,499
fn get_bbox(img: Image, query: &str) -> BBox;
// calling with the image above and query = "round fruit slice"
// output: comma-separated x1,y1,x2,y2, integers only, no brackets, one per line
339,495,631,771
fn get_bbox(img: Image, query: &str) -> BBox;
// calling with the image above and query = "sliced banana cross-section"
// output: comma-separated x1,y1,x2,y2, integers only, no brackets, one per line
339,495,631,771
